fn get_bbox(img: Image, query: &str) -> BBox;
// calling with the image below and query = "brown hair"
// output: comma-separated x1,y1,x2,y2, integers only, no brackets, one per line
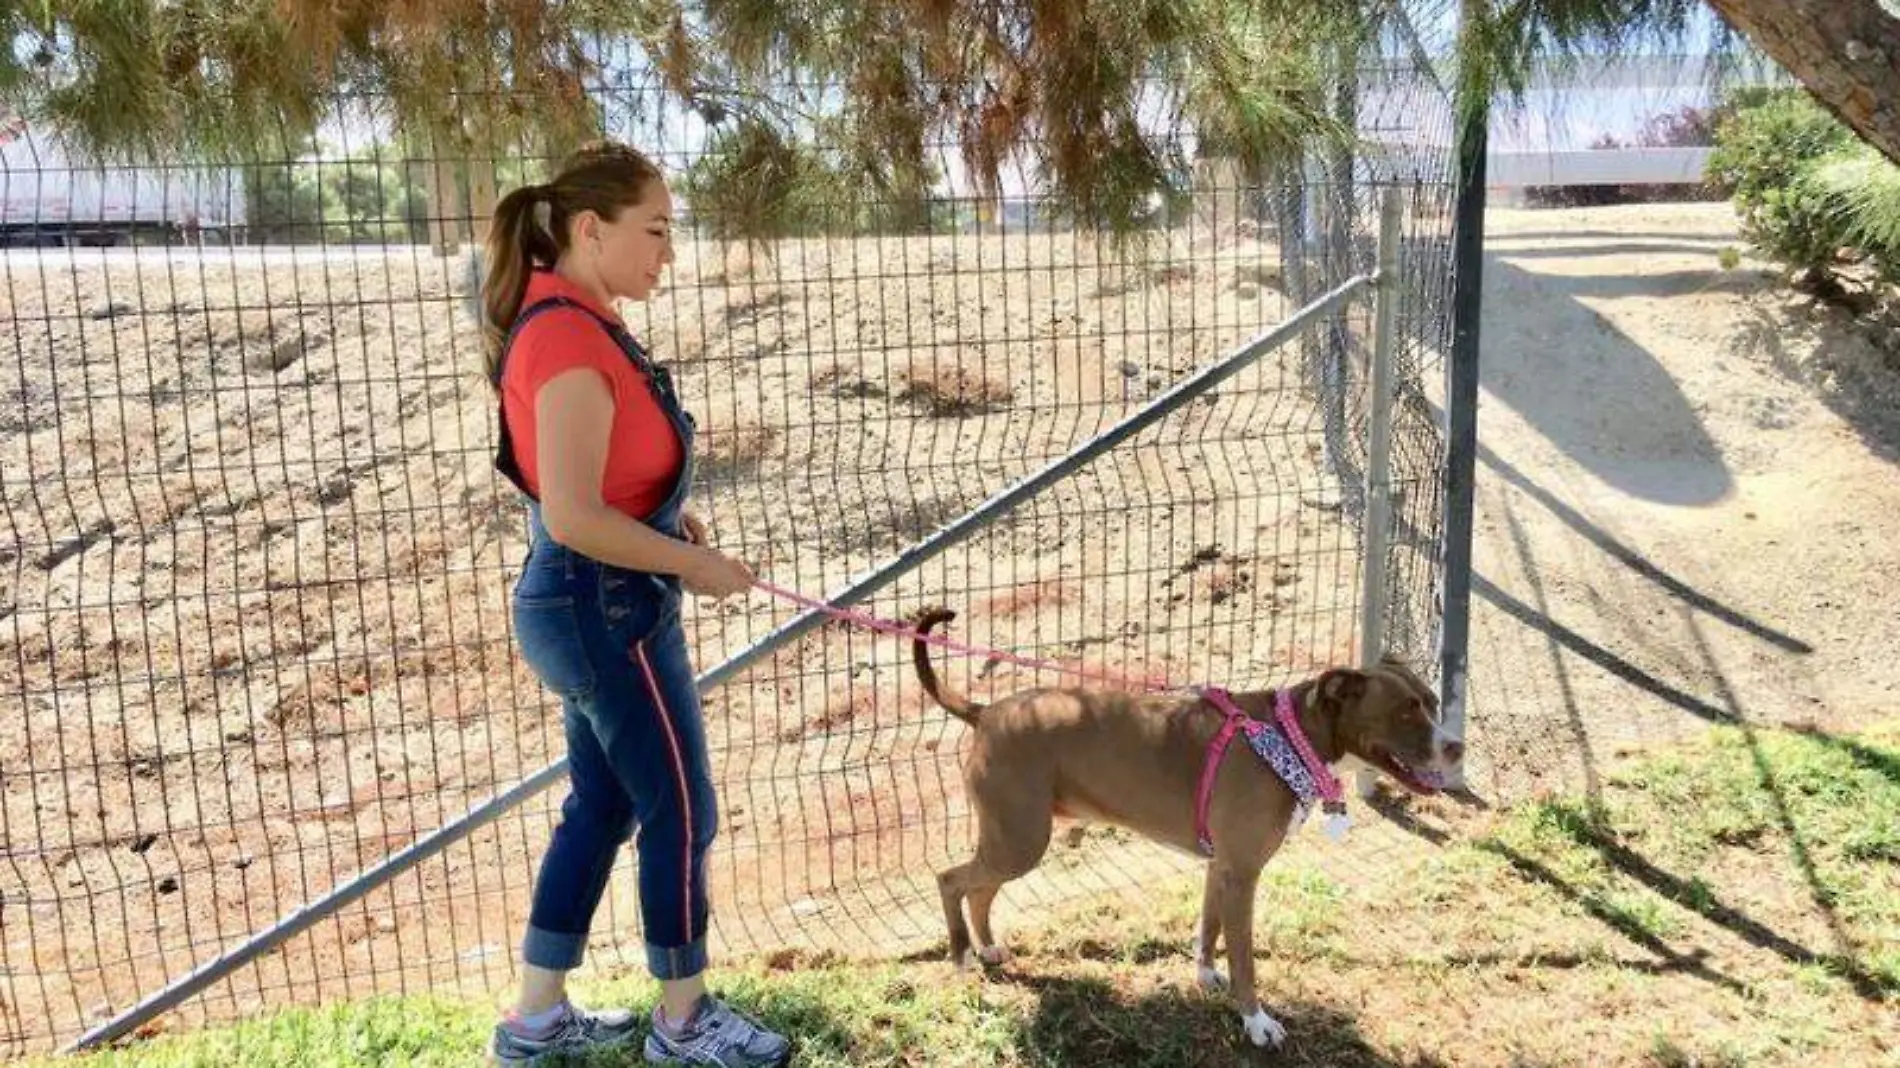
481,140,665,386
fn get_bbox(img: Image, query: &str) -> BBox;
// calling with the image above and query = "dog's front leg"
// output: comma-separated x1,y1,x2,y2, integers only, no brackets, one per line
1196,861,1226,991
1217,861,1287,1049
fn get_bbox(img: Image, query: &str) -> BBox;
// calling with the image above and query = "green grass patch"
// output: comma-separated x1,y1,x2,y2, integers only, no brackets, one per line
33,723,1900,1068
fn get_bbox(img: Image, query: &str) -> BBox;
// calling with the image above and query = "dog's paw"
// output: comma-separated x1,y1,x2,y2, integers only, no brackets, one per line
1240,1006,1287,1049
1196,964,1228,991
976,945,1013,966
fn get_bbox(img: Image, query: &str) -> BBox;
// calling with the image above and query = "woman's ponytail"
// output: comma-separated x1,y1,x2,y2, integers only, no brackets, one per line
481,184,560,387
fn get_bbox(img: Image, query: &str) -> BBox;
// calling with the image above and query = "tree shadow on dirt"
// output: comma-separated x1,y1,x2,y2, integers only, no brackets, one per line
1480,253,1733,507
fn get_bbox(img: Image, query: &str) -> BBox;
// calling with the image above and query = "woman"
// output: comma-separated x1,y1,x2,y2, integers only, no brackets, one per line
481,141,790,1068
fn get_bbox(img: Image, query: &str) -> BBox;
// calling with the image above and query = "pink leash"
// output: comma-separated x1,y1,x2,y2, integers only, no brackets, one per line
750,578,1348,851
750,578,1179,694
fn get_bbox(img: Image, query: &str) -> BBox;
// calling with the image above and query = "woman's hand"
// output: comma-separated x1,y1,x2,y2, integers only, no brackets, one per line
682,546,754,599
678,513,752,598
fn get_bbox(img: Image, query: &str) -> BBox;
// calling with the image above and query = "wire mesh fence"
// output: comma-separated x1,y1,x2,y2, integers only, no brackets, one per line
1,14,1465,1056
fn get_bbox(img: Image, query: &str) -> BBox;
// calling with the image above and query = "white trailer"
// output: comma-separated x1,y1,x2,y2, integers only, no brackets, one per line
0,116,247,246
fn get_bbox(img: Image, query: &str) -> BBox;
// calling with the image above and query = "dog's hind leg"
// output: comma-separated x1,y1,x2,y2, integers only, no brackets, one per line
939,858,1032,969
937,861,979,968
967,884,1011,965
1196,862,1227,991
942,781,1052,969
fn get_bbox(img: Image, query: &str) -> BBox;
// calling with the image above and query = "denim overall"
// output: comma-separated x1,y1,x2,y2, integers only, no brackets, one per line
496,297,717,981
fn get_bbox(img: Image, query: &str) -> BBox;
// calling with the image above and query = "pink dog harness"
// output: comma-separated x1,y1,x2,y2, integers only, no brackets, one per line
1194,687,1346,855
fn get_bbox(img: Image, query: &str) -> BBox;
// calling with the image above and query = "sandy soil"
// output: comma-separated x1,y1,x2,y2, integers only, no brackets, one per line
1468,202,1900,807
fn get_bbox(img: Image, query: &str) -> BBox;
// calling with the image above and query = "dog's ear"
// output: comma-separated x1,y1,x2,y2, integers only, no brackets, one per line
1317,669,1369,705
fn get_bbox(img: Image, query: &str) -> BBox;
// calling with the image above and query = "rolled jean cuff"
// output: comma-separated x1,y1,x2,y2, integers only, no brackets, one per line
646,937,708,981
522,924,587,971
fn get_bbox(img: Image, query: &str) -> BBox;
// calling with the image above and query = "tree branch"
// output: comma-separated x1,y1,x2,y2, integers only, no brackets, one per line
1705,0,1900,166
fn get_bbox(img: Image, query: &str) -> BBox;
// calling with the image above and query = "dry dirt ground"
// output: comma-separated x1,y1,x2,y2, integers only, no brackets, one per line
1469,203,1900,796
2,199,1896,1058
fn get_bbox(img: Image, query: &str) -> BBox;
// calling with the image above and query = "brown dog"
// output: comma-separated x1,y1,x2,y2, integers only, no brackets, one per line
911,608,1464,1048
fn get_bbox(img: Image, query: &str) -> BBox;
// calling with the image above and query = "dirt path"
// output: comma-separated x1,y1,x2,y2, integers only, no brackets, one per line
1467,202,1900,803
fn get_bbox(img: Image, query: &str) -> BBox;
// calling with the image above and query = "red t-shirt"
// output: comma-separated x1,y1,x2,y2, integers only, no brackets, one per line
500,271,685,518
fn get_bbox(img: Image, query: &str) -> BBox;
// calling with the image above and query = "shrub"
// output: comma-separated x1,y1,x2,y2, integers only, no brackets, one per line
1706,91,1856,282
243,141,434,245
1803,146,1900,287
678,118,939,239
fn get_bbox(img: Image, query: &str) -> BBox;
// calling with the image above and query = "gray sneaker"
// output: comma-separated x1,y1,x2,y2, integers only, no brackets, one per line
643,997,791,1066
489,1001,640,1065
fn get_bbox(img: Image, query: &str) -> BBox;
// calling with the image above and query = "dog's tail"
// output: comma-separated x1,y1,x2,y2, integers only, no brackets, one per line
911,607,984,727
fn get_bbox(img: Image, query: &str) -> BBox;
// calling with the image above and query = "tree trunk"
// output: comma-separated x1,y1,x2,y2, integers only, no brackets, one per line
425,155,462,256
1706,0,1900,165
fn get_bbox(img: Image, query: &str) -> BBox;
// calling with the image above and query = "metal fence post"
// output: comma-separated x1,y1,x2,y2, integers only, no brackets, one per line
1353,184,1405,799
1357,184,1404,666
1439,0,1491,756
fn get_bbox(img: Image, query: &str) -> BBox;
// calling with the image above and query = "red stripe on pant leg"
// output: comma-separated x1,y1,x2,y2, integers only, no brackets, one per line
635,640,696,943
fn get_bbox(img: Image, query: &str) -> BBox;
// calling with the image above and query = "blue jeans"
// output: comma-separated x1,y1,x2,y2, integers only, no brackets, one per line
511,535,718,981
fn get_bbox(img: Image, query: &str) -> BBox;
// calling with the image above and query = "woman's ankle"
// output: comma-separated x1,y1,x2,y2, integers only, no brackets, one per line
659,974,708,1031
502,1000,570,1036
513,963,570,1019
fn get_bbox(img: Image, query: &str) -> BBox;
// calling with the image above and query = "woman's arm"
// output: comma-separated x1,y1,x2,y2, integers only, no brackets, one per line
533,368,752,596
